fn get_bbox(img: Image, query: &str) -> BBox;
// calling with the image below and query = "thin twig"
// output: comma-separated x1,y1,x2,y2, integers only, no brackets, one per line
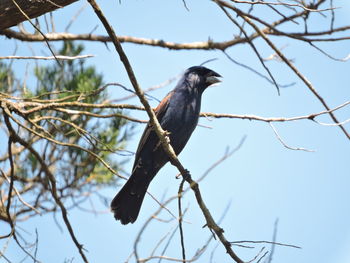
178,179,186,263
200,100,350,122
264,218,279,263
0,55,94,60
247,247,267,263
230,0,337,12
269,122,315,152
218,4,281,95
223,50,295,88
9,0,61,65
158,225,179,263
231,240,301,249
1,169,41,215
233,7,350,139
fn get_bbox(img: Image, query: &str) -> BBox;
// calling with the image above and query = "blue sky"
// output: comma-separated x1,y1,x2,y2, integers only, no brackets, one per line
1,1,350,262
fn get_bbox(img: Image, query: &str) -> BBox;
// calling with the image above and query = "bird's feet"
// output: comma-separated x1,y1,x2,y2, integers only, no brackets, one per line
182,169,191,181
175,169,191,181
162,130,171,144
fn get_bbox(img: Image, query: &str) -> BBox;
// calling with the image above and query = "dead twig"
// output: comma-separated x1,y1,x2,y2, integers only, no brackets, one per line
0,55,94,60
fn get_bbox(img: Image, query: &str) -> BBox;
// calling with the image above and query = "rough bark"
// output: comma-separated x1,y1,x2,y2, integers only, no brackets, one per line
0,0,78,30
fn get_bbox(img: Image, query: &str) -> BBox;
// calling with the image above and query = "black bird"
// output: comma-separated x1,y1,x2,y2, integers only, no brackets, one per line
111,66,221,224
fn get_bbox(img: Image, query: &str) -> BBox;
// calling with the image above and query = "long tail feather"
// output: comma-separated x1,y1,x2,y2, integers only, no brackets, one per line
111,171,151,224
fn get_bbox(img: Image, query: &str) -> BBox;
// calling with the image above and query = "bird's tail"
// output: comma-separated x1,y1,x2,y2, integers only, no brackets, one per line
111,171,151,225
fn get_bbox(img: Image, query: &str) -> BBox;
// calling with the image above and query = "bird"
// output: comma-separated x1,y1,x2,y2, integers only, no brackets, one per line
111,66,222,224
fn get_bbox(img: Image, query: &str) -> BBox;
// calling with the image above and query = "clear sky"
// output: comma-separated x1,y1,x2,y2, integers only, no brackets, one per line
1,1,350,263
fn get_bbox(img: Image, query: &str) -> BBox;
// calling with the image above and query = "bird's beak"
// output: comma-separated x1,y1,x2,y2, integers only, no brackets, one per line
206,72,222,86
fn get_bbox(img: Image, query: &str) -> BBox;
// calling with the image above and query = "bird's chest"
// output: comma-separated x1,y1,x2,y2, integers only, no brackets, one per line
158,90,202,154
172,95,199,123
163,94,200,138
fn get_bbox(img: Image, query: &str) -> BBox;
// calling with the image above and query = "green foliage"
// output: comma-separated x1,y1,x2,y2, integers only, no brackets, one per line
34,42,103,102
0,62,17,93
0,42,132,189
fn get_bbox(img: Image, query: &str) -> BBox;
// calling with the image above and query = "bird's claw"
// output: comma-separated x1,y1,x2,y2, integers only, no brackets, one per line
175,169,191,181
182,169,191,181
163,130,171,144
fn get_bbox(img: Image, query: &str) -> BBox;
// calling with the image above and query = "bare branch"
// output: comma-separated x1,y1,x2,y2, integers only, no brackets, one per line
1,169,41,215
0,55,94,60
178,179,186,263
230,0,337,12
2,112,89,263
8,0,61,65
269,123,315,152
215,0,350,139
2,102,124,179
218,5,281,94
223,50,295,88
0,0,78,30
231,240,301,250
201,100,350,123
0,28,245,51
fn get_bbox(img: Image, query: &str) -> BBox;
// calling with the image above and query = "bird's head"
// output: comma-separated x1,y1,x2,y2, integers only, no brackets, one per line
183,66,222,92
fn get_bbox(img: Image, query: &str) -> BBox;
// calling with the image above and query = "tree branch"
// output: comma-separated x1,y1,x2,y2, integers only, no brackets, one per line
0,55,94,60
0,28,247,50
0,0,78,30
215,0,350,140
3,109,89,262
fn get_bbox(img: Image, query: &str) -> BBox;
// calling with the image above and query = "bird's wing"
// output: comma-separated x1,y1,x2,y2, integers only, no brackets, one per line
133,91,174,166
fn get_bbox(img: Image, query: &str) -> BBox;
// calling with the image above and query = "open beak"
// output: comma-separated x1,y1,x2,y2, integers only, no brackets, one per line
206,71,222,86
